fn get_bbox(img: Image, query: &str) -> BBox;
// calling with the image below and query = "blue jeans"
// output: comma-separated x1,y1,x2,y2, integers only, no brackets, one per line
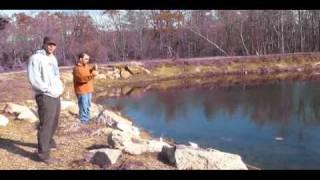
78,93,92,123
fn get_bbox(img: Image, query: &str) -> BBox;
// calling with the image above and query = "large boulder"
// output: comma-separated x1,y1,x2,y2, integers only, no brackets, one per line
115,121,140,137
91,152,112,168
0,114,9,126
160,145,248,170
160,146,176,166
108,130,145,155
123,142,147,155
108,130,171,155
17,109,39,123
3,103,30,115
108,130,132,149
86,148,122,165
146,140,172,153
96,109,132,127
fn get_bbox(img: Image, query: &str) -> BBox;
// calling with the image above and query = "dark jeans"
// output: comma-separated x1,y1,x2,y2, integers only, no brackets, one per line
35,94,60,160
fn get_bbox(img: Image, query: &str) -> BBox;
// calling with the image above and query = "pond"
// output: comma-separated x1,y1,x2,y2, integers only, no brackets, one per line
99,80,320,169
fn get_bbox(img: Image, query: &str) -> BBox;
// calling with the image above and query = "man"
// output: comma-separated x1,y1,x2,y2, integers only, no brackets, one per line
27,36,64,164
73,53,98,123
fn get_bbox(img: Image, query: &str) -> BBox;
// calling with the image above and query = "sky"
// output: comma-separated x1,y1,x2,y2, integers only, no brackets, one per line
0,10,106,25
0,10,103,18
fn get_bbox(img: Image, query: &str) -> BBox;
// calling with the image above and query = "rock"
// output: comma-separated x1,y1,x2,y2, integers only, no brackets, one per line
61,100,77,111
160,146,176,166
108,130,132,149
86,148,122,165
108,130,146,155
119,161,147,170
108,129,171,155
146,140,172,153
120,69,132,79
188,142,199,148
3,103,29,115
123,142,147,155
174,146,248,170
91,152,112,168
0,114,9,126
121,86,133,95
96,109,132,127
17,109,39,123
115,121,140,137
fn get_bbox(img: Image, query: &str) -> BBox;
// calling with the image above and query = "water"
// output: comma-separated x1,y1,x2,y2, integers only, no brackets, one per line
101,80,320,169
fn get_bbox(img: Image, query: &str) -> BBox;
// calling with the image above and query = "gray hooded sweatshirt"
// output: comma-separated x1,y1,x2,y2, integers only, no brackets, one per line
27,49,64,98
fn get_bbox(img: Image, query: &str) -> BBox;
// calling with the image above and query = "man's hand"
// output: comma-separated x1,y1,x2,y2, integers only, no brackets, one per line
92,70,99,76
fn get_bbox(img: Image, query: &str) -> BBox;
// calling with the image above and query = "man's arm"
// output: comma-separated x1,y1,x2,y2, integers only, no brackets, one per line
73,67,95,83
27,57,50,93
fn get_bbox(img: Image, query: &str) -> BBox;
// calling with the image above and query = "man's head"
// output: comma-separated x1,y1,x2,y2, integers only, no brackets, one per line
42,36,56,55
78,53,90,65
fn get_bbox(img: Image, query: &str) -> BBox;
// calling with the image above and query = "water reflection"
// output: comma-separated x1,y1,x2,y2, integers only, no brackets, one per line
102,80,320,169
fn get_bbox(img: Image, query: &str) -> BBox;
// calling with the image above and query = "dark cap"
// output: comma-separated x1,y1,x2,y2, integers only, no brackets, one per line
43,36,56,45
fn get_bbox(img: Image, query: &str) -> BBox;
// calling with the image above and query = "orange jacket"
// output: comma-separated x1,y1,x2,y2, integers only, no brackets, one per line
73,63,95,96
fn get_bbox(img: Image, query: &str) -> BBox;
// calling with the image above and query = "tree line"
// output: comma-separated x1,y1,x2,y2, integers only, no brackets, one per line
0,10,320,71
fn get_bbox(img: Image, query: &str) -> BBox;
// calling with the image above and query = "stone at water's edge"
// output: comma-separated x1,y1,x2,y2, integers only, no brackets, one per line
160,146,176,166
160,145,248,170
3,103,30,115
109,129,172,155
146,140,172,153
188,142,199,148
0,114,9,126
